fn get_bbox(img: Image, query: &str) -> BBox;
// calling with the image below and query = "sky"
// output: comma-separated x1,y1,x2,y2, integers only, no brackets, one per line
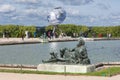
0,0,120,26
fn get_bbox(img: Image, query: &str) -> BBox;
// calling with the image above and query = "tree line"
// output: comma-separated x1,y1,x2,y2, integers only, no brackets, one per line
45,24,120,38
0,24,119,38
0,25,36,38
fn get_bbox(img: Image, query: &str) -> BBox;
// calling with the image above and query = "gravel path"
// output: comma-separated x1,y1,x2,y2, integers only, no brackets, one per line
0,73,120,80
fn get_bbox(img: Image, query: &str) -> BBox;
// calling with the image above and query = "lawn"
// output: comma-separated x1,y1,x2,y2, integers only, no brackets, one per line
85,67,120,77
0,67,120,77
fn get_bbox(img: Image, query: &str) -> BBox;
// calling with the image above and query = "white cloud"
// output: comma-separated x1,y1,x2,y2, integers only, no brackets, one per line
0,0,120,26
58,0,94,5
15,0,39,4
0,4,15,13
111,15,120,20
67,8,80,16
11,16,18,20
89,17,95,23
96,3,110,10
22,8,48,18
24,9,38,14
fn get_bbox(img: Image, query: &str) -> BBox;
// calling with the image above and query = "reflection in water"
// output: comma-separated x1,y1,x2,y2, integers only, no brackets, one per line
49,42,58,52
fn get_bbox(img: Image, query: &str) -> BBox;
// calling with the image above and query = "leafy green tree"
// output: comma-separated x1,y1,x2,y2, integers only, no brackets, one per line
0,24,36,38
45,24,89,37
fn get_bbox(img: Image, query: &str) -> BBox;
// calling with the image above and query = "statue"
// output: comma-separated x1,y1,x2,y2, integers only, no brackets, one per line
42,38,90,65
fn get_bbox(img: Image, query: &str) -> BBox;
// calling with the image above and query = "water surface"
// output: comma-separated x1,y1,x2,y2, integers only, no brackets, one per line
0,40,120,65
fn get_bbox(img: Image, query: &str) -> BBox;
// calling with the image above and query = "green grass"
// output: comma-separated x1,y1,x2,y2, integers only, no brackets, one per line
85,67,120,77
0,67,120,77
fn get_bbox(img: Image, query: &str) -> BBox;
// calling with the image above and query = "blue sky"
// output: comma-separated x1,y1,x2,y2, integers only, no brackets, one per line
0,0,120,26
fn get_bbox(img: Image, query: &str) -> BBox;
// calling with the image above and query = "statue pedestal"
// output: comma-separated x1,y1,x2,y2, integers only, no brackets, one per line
37,64,95,73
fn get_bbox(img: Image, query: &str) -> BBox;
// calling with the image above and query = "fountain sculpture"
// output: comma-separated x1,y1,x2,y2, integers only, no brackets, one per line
42,38,91,65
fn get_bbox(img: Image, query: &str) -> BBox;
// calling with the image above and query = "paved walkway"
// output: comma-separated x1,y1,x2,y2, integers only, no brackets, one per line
0,72,120,80
0,38,120,45
0,38,41,45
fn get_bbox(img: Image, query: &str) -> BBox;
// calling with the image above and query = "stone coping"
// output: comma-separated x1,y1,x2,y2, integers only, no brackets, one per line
37,64,95,73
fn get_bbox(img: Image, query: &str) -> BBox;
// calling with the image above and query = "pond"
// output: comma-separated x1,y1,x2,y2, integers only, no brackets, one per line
0,40,120,65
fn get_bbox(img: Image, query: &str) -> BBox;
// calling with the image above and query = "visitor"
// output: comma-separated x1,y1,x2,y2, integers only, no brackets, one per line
34,32,37,38
22,35,24,40
108,33,111,38
21,33,24,40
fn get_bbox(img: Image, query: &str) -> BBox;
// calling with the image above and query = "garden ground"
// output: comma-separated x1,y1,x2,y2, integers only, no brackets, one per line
0,72,120,80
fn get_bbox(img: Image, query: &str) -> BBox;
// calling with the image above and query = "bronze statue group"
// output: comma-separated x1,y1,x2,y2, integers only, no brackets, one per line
42,38,90,65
